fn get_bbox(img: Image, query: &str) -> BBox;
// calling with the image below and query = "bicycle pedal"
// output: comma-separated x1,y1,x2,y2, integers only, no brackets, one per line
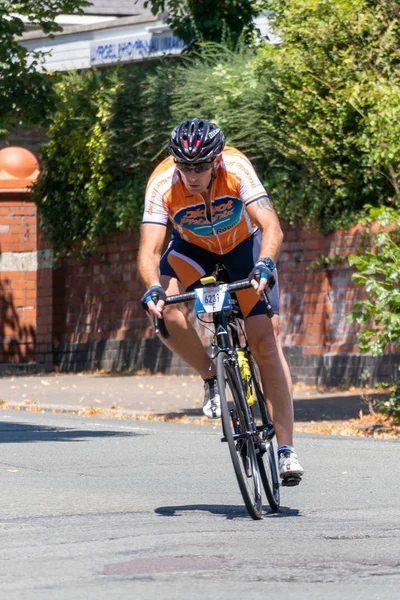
220,436,227,443
281,474,302,487
255,441,267,456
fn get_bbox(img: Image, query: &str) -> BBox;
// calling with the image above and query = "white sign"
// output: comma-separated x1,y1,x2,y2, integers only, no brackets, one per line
91,34,185,65
195,285,231,314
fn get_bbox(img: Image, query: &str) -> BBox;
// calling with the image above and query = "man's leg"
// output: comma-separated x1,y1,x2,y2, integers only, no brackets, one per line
245,313,303,484
158,275,215,379
245,313,293,445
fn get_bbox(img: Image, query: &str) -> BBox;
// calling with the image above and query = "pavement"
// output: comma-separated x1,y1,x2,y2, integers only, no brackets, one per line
0,372,386,424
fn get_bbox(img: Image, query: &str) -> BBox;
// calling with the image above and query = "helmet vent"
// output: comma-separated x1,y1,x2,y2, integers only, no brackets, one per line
168,118,225,163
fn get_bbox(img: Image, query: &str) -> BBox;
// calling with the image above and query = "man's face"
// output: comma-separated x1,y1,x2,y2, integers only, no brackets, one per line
176,161,214,194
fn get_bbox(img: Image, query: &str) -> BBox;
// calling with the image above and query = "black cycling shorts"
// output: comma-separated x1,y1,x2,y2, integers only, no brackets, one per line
160,230,279,319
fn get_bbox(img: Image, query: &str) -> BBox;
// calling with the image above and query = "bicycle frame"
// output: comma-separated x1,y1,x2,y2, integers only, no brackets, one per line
210,309,255,428
157,275,273,431
149,271,280,518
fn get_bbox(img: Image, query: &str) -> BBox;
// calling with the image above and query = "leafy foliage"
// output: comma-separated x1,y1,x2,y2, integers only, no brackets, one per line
377,382,400,421
0,0,89,135
306,254,346,272
34,60,177,258
347,207,400,419
143,0,262,46
257,0,400,230
166,41,362,232
35,1,400,251
168,44,273,155
348,208,400,356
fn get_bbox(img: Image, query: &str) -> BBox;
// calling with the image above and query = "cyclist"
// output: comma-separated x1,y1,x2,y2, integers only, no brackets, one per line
138,118,303,486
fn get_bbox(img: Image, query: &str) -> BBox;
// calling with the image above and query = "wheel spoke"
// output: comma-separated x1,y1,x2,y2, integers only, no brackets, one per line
249,356,280,512
217,352,263,520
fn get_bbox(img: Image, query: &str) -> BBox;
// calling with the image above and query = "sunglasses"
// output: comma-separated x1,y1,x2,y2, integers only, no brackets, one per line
175,160,214,174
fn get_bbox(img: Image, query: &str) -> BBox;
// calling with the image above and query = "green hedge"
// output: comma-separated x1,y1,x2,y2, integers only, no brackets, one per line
34,60,178,257
35,2,400,255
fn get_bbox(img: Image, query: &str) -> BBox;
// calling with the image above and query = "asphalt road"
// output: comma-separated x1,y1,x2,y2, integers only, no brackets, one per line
0,410,399,600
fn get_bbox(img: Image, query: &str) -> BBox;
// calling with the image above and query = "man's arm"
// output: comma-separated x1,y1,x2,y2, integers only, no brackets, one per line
245,195,283,294
138,223,168,315
246,195,283,263
138,223,167,287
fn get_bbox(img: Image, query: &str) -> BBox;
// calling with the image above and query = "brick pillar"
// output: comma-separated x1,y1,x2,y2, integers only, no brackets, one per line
0,146,53,372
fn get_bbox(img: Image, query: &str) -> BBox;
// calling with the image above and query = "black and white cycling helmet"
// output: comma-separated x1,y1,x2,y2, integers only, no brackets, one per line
168,118,225,163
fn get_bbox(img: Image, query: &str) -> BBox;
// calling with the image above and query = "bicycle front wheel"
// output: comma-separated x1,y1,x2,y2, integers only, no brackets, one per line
217,351,263,520
249,358,280,512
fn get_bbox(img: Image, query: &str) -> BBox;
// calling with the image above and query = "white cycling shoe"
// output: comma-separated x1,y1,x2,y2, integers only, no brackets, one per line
278,451,304,486
202,377,221,419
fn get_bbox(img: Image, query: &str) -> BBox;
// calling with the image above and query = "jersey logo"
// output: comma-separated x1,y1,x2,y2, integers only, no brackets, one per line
211,196,243,235
174,202,211,237
173,197,243,237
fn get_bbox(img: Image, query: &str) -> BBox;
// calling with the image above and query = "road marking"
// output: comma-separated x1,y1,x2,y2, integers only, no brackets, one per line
90,422,156,432
119,425,156,432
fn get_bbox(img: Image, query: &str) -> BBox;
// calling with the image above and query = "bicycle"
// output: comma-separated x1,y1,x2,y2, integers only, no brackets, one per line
149,265,280,520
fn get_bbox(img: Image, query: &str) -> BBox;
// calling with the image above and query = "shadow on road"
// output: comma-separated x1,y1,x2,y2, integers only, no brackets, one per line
293,393,387,422
151,392,387,423
0,421,144,443
155,504,300,520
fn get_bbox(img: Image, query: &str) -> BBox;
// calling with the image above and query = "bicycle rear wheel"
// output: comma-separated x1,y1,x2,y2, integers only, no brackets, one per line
249,357,280,512
217,351,263,520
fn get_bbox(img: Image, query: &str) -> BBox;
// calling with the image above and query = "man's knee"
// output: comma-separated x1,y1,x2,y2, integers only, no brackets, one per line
163,304,185,324
250,334,279,363
246,314,280,358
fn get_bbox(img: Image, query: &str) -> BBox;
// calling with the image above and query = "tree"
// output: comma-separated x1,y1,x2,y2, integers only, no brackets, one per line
33,59,178,258
143,0,262,47
257,0,400,230
0,0,89,135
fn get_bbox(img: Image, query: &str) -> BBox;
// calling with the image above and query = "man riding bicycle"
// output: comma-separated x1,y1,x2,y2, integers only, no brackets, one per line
138,118,304,486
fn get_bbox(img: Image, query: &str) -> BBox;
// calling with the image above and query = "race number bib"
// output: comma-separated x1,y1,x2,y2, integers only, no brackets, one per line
195,285,231,314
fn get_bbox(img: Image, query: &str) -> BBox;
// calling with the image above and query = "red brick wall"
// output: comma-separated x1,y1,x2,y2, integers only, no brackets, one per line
0,196,37,363
0,195,52,369
278,224,366,356
52,222,400,383
54,224,366,351
0,197,37,251
53,232,147,346
2,199,398,382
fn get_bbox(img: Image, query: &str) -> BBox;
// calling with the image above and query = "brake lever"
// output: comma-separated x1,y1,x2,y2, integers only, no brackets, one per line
261,289,274,318
151,291,170,339
254,274,274,319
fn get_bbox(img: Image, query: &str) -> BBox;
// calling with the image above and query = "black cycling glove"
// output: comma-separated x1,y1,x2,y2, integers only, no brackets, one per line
140,285,167,312
248,264,275,290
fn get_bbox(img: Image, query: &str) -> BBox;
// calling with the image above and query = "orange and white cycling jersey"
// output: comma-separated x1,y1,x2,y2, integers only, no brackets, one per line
142,146,268,255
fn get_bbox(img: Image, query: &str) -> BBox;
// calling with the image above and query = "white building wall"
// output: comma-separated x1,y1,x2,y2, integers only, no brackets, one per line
20,13,276,72
20,16,181,72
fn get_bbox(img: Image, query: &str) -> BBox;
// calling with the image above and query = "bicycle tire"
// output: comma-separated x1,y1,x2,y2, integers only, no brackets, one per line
249,357,280,512
217,351,263,520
